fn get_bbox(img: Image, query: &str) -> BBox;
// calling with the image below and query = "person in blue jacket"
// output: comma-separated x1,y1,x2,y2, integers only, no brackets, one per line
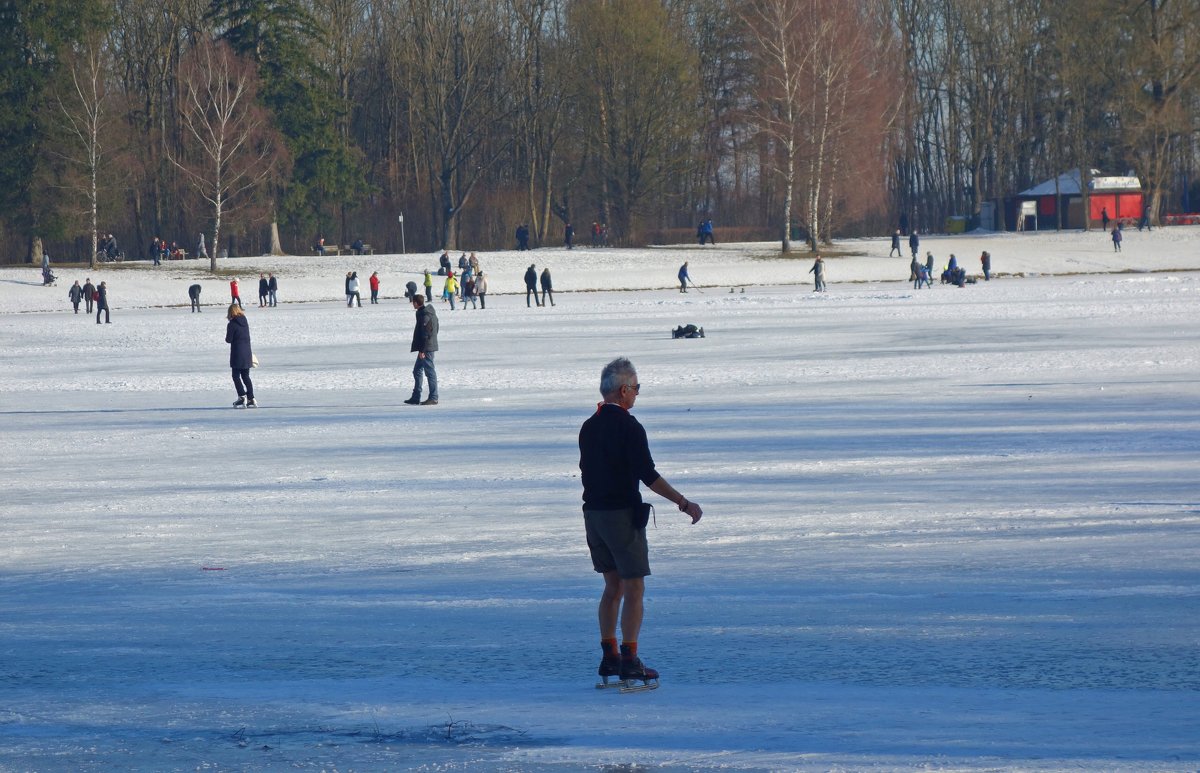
225,303,255,407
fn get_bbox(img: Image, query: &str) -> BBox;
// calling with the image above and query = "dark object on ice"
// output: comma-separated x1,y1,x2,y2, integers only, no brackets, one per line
672,324,705,339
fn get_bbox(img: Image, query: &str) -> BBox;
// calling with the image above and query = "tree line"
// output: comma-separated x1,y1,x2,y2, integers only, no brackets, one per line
3,0,1199,267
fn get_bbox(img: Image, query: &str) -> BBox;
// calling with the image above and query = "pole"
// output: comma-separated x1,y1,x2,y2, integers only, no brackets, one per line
399,213,406,254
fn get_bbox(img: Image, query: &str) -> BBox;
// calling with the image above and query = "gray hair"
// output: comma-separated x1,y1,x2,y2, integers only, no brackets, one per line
599,357,637,398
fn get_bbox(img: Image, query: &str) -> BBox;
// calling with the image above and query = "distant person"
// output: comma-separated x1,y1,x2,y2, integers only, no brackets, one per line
476,271,488,309
1138,205,1151,232
697,218,714,245
267,273,278,307
525,264,540,307
678,261,690,293
540,266,555,307
1111,226,1122,252
1101,207,1110,231
980,251,992,281
516,223,531,251
347,271,362,307
910,255,920,282
565,222,575,249
225,303,256,408
438,252,451,276
83,278,95,314
898,213,909,236
889,229,902,257
404,295,439,406
909,230,920,259
424,269,434,301
351,238,365,255
370,271,381,304
925,252,935,281
316,236,326,256
189,283,202,312
404,279,418,302
460,273,478,309
95,281,110,324
68,280,84,313
809,255,826,292
230,279,242,308
258,273,269,307
443,271,458,310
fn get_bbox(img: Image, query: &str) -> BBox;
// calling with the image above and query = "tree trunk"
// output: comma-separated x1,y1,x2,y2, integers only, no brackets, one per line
269,221,284,256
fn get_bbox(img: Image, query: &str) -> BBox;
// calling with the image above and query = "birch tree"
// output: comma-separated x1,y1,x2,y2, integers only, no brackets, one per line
171,39,286,270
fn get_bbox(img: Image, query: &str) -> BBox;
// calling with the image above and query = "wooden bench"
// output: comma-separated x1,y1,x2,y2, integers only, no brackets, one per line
340,243,373,255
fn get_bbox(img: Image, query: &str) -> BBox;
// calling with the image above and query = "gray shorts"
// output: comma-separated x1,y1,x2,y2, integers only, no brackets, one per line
584,507,650,579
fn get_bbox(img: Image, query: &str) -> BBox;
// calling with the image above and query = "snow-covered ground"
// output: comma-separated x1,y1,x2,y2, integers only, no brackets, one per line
2,228,1198,771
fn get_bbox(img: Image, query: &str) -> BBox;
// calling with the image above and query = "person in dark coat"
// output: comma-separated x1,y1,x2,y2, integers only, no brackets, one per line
83,279,95,313
565,222,575,249
980,251,992,281
68,280,84,313
267,273,278,306
404,295,439,405
258,273,269,307
540,266,555,307
908,230,920,259
95,281,110,324
225,303,255,407
189,283,202,312
889,229,902,257
1111,226,1122,251
1101,207,1110,231
524,264,541,307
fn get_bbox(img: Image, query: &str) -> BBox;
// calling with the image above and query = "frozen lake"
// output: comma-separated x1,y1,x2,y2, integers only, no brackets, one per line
2,238,1199,770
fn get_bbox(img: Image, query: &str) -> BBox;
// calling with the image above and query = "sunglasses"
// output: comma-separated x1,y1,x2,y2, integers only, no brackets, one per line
624,383,641,394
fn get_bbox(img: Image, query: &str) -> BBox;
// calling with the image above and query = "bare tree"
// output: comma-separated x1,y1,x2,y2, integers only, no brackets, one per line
54,29,116,268
171,38,286,270
742,0,815,252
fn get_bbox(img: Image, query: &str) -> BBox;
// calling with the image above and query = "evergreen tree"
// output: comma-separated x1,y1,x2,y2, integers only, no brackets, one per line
207,0,367,250
0,0,106,259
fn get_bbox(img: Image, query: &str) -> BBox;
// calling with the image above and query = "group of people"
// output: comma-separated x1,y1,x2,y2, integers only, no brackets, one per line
148,234,207,265
65,278,110,322
696,219,715,245
524,264,554,307
890,228,921,259
314,237,368,256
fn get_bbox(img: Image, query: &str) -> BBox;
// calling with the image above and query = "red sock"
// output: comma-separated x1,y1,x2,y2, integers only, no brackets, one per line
621,641,638,658
601,639,619,658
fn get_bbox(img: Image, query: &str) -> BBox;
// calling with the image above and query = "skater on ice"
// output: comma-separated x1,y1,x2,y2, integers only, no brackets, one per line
225,303,256,407
404,294,439,406
578,357,702,691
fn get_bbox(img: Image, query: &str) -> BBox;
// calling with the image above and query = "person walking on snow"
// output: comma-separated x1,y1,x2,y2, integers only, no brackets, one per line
525,264,541,307
95,281,110,324
225,303,256,408
1111,226,1122,252
476,271,488,309
809,255,826,292
889,229,902,257
68,280,84,313
540,266,555,306
230,279,242,308
909,230,920,260
404,295,439,406
579,357,703,688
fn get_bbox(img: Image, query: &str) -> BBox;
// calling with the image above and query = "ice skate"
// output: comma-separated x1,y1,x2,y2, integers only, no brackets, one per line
232,396,245,408
595,653,624,689
616,646,659,692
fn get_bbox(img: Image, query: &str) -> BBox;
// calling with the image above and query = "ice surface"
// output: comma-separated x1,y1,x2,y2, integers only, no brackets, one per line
2,230,1198,770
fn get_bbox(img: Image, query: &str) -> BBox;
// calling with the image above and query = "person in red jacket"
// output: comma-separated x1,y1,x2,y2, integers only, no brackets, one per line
369,271,381,304
230,279,242,308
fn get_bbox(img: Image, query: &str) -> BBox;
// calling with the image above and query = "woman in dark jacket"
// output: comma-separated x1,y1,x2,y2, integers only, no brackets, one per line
225,303,256,407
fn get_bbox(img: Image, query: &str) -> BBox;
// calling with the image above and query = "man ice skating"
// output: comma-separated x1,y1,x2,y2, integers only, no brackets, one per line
678,262,690,293
83,279,95,313
95,281,110,324
579,357,702,690
404,295,439,406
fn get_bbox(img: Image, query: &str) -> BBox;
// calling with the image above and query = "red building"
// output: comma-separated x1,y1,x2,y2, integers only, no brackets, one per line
1009,169,1142,230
